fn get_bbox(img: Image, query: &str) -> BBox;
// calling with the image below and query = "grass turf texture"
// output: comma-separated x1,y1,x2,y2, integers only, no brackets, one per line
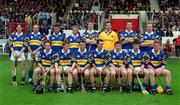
0,55,180,105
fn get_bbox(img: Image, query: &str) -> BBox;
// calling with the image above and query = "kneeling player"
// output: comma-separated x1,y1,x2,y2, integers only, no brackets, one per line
109,41,129,91
147,41,172,94
90,39,108,92
127,40,149,92
33,41,55,92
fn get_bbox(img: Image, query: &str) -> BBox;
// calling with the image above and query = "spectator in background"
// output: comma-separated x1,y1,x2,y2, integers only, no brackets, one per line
173,35,180,57
163,39,172,57
166,27,174,37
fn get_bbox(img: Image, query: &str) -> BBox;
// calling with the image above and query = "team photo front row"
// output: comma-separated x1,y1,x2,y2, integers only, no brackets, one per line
9,38,172,95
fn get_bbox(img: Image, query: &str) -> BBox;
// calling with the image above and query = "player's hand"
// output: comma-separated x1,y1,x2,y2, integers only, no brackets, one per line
140,70,144,74
16,52,21,58
134,70,139,74
156,70,161,76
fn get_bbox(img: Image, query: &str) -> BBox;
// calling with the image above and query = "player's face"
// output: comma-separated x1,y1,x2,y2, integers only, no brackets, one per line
45,43,51,50
126,23,132,30
88,23,94,30
153,43,160,51
146,24,153,32
33,25,39,34
53,27,60,35
133,44,140,50
105,23,111,31
79,42,86,51
72,27,79,35
16,25,23,33
115,44,121,51
97,41,103,49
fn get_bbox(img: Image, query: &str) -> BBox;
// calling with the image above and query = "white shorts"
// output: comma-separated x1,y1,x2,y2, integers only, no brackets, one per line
134,67,148,73
10,51,25,61
155,68,161,71
60,66,70,72
96,67,103,72
27,51,39,61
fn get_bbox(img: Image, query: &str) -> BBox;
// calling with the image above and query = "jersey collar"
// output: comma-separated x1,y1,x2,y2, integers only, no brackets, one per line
44,49,52,55
87,30,94,34
53,32,61,35
78,48,86,53
32,32,40,35
132,49,140,54
152,49,160,55
15,32,23,36
145,31,154,35
125,29,133,33
62,49,70,54
96,48,104,53
114,49,123,54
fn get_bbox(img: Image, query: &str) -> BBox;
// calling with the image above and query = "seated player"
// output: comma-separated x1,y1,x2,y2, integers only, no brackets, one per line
70,40,90,90
127,40,149,92
109,41,129,91
147,41,172,94
55,39,74,93
33,41,56,92
9,24,28,86
90,39,108,92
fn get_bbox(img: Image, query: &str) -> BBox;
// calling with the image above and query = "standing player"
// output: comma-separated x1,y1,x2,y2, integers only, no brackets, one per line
49,24,66,53
27,25,44,84
109,41,129,91
127,40,149,92
70,40,90,90
99,21,119,51
55,40,74,93
67,25,82,52
141,22,160,52
90,39,108,92
147,41,172,94
9,24,28,86
33,41,56,92
83,21,98,51
120,22,137,52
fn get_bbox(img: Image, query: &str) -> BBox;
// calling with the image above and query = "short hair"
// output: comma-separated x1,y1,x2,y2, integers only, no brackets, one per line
114,41,121,45
44,40,51,46
72,25,79,29
80,38,86,44
87,20,94,24
53,23,60,28
153,40,160,45
133,40,141,44
105,21,111,25
63,39,70,46
97,39,103,44
16,24,23,28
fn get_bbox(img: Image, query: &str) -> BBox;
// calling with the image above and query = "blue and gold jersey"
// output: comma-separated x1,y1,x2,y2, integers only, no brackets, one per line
141,32,160,52
37,49,56,67
27,32,44,51
49,32,66,53
128,50,146,67
120,30,137,49
57,49,73,66
109,50,130,67
91,49,107,67
74,49,90,67
146,49,166,69
83,30,98,51
9,33,28,51
67,34,82,52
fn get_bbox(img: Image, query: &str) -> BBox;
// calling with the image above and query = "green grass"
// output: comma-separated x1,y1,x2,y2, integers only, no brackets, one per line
0,55,180,105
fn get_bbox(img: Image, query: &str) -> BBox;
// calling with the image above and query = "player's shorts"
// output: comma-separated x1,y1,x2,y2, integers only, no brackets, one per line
27,51,39,61
155,68,161,71
60,66,70,72
10,51,25,61
96,67,103,72
134,67,141,72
